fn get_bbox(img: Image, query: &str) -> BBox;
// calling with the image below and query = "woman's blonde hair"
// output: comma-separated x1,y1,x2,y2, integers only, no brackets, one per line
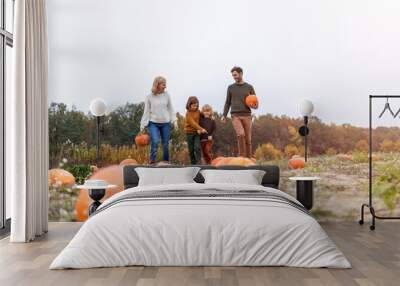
151,76,167,95
202,104,213,113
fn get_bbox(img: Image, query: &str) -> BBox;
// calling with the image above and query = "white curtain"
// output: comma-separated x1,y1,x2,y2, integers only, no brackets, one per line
9,0,49,242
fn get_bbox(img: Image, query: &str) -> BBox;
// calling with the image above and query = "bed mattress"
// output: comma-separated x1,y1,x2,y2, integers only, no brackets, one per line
50,183,350,269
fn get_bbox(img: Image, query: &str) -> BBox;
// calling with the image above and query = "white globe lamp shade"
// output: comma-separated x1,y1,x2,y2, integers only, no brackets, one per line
89,98,107,116
299,100,314,117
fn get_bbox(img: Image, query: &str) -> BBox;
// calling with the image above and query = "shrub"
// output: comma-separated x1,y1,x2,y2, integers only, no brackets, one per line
352,151,368,163
65,164,92,185
380,139,395,153
254,143,282,161
325,147,338,156
284,144,300,158
373,162,400,210
355,139,368,153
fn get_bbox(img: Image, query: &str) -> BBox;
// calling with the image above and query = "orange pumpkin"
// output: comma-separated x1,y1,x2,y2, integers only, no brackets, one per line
288,155,305,169
245,95,258,109
119,158,138,166
211,156,225,166
75,165,124,222
135,133,150,146
48,168,75,188
213,156,256,167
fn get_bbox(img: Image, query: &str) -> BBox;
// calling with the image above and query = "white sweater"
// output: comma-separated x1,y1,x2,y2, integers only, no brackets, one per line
140,92,175,130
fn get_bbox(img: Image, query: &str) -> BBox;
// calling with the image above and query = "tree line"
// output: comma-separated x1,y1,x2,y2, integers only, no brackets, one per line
49,102,400,165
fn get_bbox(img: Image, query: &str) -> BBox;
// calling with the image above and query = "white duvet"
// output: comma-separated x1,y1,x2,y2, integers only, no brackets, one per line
50,183,351,269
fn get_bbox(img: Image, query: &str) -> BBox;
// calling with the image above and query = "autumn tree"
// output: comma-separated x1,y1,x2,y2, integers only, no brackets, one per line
355,139,369,153
49,101,400,165
380,139,395,153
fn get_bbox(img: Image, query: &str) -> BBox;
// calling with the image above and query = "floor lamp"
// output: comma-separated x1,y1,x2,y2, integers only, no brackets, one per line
89,98,107,166
298,100,314,162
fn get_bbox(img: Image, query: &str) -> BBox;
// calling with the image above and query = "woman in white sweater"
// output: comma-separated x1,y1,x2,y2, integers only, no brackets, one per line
140,76,175,164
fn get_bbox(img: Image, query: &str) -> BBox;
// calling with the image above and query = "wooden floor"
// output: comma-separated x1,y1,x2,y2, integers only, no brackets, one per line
0,222,399,286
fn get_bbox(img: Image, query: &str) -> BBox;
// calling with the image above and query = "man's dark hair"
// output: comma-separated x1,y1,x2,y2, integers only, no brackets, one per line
231,66,243,74
186,96,199,111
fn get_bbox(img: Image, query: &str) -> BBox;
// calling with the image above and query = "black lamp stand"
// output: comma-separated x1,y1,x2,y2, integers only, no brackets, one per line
96,116,100,166
298,116,310,162
88,188,106,216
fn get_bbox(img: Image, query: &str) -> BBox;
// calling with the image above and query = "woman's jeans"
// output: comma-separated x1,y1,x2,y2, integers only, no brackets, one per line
186,133,201,165
148,121,171,163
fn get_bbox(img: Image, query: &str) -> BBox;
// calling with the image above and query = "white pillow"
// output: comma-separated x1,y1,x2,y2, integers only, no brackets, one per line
135,167,200,186
200,169,266,185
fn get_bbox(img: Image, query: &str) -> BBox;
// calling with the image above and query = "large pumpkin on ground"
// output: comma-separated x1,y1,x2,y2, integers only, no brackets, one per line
288,155,305,169
119,158,138,166
212,156,256,167
135,133,150,146
75,165,124,222
210,156,224,166
245,95,258,109
48,169,75,188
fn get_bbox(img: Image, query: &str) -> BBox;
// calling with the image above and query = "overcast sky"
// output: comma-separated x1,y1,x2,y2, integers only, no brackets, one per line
47,0,400,127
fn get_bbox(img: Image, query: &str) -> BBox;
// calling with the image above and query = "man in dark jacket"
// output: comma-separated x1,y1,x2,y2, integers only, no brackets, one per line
221,66,257,158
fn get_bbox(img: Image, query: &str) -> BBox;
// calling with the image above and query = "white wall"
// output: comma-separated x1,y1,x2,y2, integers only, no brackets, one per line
5,44,12,219
47,0,400,127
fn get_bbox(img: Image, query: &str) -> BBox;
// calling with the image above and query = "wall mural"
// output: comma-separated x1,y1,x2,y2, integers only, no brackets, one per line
47,0,400,222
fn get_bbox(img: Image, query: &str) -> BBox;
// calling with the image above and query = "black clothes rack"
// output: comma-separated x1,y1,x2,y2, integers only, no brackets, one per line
359,95,400,230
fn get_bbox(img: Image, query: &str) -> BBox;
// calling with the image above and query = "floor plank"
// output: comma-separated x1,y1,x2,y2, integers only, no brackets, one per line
0,222,399,286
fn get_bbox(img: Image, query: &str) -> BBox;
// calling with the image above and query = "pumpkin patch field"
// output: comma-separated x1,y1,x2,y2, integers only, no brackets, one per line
49,152,400,222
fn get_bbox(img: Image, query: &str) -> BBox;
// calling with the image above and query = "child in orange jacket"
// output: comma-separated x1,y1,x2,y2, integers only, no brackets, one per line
184,96,207,164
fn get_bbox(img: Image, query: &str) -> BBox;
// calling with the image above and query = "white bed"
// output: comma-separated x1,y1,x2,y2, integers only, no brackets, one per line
50,182,351,269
